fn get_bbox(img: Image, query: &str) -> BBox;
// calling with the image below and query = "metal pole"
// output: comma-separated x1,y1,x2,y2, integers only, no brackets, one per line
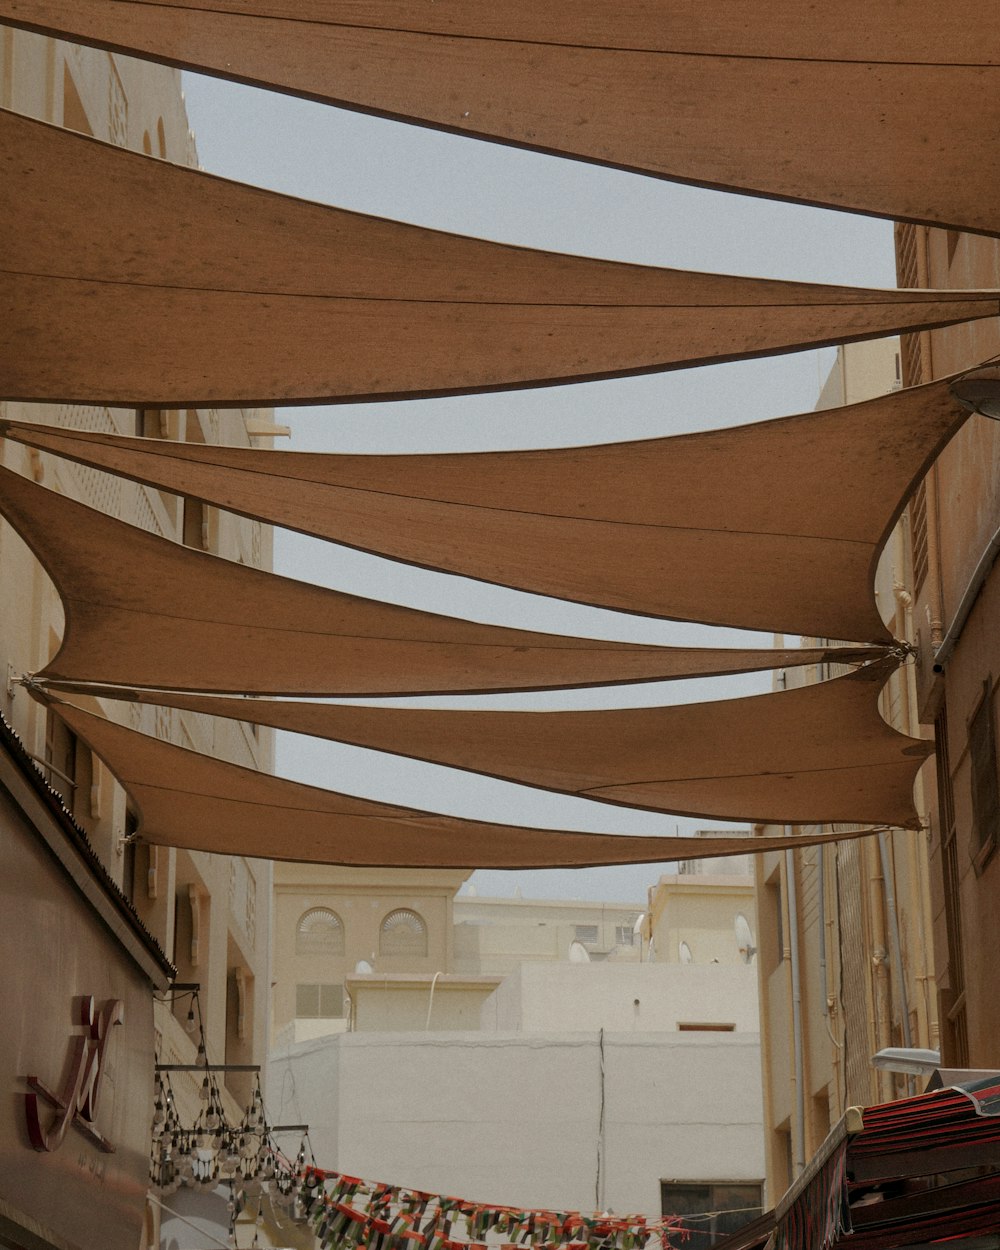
785,844,806,1176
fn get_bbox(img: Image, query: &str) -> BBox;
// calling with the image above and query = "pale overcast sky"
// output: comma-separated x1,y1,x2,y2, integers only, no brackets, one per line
179,73,897,901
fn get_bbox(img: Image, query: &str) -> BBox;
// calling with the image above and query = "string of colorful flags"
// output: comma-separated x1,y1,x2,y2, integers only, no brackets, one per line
297,1166,715,1250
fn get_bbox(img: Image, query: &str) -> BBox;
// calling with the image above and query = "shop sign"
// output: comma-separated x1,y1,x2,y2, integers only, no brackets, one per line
24,995,124,1153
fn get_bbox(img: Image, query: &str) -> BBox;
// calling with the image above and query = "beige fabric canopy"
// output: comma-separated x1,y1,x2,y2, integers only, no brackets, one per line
3,110,998,408
49,659,932,829
3,2,999,234
41,693,894,867
4,378,967,641
0,465,873,695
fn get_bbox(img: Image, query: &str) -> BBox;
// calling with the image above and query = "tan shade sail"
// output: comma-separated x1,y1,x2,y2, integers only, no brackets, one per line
3,2,999,235
50,659,932,829
4,378,967,641
3,110,999,408
0,465,874,695
42,694,892,868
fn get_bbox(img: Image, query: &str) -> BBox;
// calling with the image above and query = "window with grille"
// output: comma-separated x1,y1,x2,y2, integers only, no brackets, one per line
615,925,635,946
295,983,344,1019
380,909,428,956
894,222,927,386
660,1182,763,1250
574,924,599,944
909,480,930,595
296,908,345,956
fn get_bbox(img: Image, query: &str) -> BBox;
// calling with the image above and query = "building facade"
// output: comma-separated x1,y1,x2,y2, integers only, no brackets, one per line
753,339,940,1200
894,222,1000,1066
0,27,276,1249
268,859,763,1243
646,834,757,970
273,860,652,1042
272,865,471,1043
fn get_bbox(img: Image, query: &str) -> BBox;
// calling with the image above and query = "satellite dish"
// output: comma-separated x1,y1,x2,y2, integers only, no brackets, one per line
354,960,373,974
569,941,591,963
679,941,693,964
735,914,757,964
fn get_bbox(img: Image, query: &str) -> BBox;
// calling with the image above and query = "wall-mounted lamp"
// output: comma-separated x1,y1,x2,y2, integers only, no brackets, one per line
871,1046,941,1076
950,366,1000,420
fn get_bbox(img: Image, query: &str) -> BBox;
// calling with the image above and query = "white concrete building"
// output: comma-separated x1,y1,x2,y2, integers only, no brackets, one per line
272,1026,763,1218
269,864,765,1237
481,962,759,1034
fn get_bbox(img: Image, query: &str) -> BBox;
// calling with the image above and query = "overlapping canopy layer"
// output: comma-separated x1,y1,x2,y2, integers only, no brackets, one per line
0,465,870,695
41,694,892,867
51,659,931,829
2,108,998,408
4,378,967,641
3,2,999,234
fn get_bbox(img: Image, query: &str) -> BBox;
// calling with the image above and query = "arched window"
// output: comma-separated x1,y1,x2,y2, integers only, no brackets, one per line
379,909,427,957
296,908,344,956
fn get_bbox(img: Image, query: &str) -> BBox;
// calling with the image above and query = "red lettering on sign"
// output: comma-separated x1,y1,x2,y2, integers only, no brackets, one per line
25,996,124,1153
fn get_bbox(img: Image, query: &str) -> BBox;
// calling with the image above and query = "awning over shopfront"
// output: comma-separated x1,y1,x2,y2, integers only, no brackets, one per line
2,1,998,234
3,377,967,641
0,464,870,696
710,1082,1000,1250
3,107,998,407
37,692,893,868
756,1078,1000,1250
51,659,930,829
849,1076,1000,1183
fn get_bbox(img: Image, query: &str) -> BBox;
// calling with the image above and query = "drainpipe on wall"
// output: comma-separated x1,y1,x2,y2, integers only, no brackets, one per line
785,843,806,1176
817,844,844,1111
912,238,944,656
868,845,894,1104
924,464,946,652
877,831,916,1098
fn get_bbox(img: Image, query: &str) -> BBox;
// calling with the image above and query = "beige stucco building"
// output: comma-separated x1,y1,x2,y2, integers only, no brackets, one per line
273,858,653,1042
0,27,277,1250
646,836,757,970
273,839,757,1045
273,865,471,1042
753,338,940,1200
893,220,1000,1068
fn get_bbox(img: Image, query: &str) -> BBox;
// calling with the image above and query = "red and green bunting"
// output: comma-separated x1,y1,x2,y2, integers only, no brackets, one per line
300,1168,690,1250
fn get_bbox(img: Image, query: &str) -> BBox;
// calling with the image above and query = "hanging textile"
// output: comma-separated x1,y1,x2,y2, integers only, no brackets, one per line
3,2,999,234
769,1082,1000,1250
850,1079,1000,1179
3,108,998,407
2,377,967,642
0,465,871,695
45,658,931,829
38,693,891,867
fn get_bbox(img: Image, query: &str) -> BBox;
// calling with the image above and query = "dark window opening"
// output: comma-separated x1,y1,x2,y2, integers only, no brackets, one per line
969,683,999,872
660,1182,763,1250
